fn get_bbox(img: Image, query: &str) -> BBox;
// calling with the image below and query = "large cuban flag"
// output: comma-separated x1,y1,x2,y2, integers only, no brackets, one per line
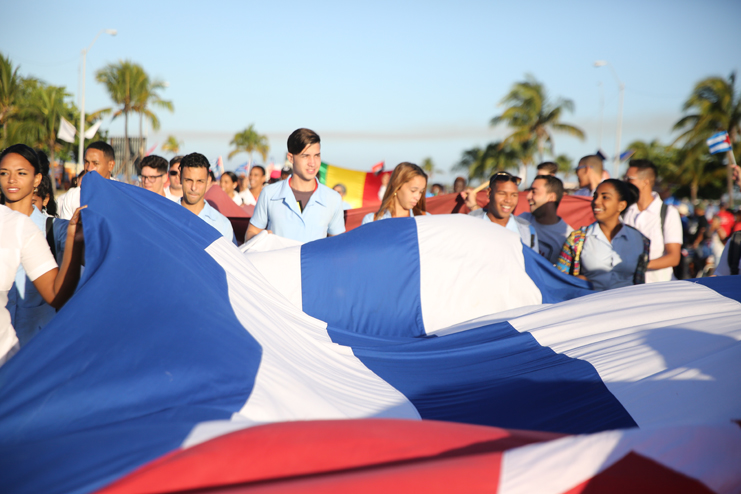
0,173,739,494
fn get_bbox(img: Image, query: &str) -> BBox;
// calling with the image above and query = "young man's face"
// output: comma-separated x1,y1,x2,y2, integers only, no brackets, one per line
624,166,650,191
527,178,555,212
488,180,519,220
84,148,115,179
576,161,590,188
140,165,166,195
181,166,208,206
288,142,321,182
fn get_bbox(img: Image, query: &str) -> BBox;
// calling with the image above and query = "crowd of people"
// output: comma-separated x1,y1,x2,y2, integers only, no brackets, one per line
2,128,740,367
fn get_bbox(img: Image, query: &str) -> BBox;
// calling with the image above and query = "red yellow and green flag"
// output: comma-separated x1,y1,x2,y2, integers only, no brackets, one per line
318,162,391,209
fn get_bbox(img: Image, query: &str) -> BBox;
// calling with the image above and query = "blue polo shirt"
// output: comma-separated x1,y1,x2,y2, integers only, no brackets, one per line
250,176,346,243
195,200,237,245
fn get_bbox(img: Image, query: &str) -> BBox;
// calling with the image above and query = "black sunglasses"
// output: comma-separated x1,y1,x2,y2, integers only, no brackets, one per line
169,170,179,176
491,172,522,186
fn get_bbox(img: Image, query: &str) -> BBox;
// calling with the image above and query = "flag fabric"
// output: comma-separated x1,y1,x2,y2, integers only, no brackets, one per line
96,419,741,494
317,162,391,209
707,131,733,154
371,160,384,174
83,120,102,139
58,117,77,143
619,149,635,161
214,156,225,179
0,174,739,493
144,143,158,157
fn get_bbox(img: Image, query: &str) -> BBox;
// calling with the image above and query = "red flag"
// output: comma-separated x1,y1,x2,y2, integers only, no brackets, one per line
371,161,384,174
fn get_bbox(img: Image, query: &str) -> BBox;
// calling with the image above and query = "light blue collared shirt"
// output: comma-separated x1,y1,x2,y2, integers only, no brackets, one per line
361,209,420,225
579,222,646,291
250,176,346,243
197,201,237,245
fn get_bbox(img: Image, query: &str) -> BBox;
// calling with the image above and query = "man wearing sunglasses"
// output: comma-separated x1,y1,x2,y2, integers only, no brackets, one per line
165,155,183,202
465,171,538,249
573,155,604,197
138,155,169,197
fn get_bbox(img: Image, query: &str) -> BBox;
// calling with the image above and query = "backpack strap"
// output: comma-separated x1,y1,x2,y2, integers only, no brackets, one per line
45,216,57,260
729,231,741,276
660,202,668,238
571,226,588,276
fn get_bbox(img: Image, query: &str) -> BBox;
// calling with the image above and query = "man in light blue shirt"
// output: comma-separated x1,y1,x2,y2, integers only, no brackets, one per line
246,128,345,243
179,153,236,244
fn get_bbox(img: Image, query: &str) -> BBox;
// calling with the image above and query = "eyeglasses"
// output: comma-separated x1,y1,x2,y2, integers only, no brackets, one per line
491,172,522,186
169,170,179,176
140,173,165,183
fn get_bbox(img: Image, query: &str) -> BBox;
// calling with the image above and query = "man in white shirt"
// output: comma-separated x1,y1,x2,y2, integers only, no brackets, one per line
165,155,183,202
138,155,169,197
239,165,265,206
623,159,682,283
520,175,573,264
464,171,538,250
58,141,115,219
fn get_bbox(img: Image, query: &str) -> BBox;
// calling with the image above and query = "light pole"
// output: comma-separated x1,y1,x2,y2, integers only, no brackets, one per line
78,29,116,172
594,60,624,178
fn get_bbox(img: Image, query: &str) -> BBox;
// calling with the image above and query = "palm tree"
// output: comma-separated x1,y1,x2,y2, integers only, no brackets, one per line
454,140,523,184
96,60,147,182
132,76,173,160
161,135,182,155
673,72,741,203
554,154,573,176
420,157,438,179
228,125,269,162
625,139,679,183
0,53,22,147
491,74,585,167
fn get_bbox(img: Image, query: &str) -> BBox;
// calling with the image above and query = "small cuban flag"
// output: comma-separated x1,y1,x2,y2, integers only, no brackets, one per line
706,131,732,154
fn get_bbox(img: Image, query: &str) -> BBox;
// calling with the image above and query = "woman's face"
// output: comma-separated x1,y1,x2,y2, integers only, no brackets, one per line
395,175,426,211
219,174,236,194
0,153,41,204
592,182,626,222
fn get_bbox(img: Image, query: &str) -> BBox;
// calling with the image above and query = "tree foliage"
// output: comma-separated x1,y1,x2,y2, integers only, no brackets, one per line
161,135,182,155
229,125,269,162
454,140,525,182
491,74,585,165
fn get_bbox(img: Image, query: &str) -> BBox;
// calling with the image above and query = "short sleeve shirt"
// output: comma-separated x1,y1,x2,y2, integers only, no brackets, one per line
250,177,346,243
1,206,58,365
580,222,646,291
468,209,538,250
623,192,682,283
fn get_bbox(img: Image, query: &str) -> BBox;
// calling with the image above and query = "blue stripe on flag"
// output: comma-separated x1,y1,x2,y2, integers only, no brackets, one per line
707,131,732,154
301,218,425,337
327,320,636,434
521,244,594,302
692,276,741,304
0,174,262,494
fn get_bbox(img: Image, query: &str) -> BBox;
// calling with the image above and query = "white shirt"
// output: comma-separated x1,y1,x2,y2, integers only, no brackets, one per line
468,208,538,250
1,206,58,365
57,186,81,220
623,192,682,283
231,194,245,206
580,222,646,291
164,187,181,203
239,189,257,206
519,212,573,265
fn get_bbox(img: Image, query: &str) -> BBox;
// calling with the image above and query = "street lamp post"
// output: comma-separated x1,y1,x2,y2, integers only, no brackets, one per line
78,29,116,172
594,60,624,178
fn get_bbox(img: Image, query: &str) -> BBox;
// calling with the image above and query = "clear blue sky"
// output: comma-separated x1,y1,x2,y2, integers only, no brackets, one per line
2,0,739,184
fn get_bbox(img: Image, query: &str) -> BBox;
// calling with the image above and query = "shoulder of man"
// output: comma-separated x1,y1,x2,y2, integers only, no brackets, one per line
317,182,342,203
513,214,532,227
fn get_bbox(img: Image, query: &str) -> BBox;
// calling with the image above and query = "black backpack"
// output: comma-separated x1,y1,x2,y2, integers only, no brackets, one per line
728,231,741,276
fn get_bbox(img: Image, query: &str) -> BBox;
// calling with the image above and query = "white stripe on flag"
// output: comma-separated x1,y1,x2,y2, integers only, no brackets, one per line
707,131,732,154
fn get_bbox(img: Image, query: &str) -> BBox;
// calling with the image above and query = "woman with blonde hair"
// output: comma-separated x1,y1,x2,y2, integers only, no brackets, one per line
362,162,428,224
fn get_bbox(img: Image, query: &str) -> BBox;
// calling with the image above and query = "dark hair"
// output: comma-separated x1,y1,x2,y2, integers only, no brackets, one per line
169,155,183,169
222,171,238,183
597,179,639,215
36,175,58,216
208,169,216,182
627,159,658,184
251,165,265,176
180,152,210,171
139,155,168,174
578,155,603,174
287,128,320,155
532,175,565,204
432,183,444,191
86,141,115,162
536,161,558,175
0,144,41,174
37,150,50,176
